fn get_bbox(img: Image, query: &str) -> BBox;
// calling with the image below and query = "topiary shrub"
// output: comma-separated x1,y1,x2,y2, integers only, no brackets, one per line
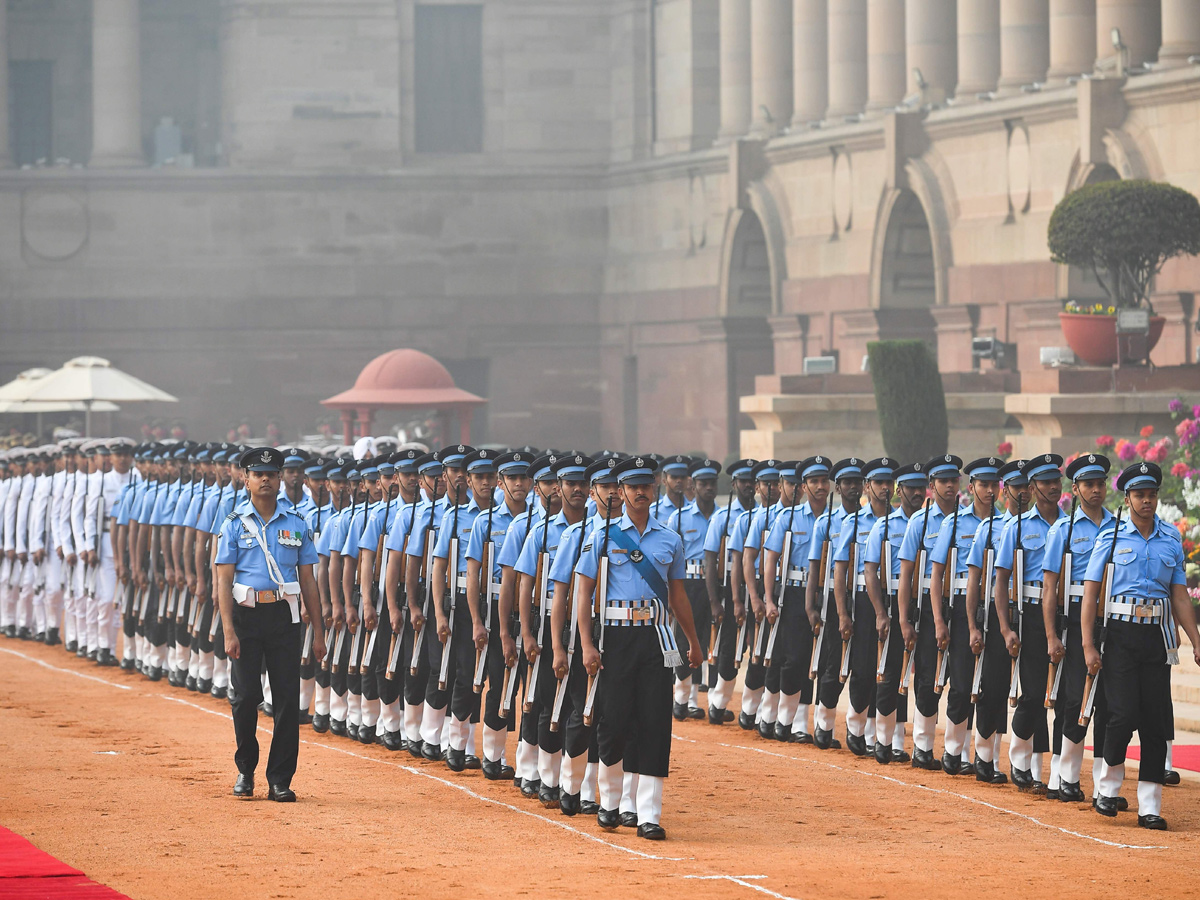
867,340,949,462
1048,179,1200,312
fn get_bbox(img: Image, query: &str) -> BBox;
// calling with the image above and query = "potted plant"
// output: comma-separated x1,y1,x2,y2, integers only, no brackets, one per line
1048,179,1200,366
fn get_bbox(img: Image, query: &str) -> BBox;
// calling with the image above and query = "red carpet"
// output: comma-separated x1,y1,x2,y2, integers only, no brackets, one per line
0,827,129,899
1120,744,1200,772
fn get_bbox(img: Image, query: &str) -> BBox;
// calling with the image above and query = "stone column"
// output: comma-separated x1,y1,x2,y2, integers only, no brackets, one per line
0,1,10,167
907,0,958,104
1048,0,1097,82
866,0,906,112
956,0,1000,96
718,0,753,140
791,0,828,125
1096,0,1161,69
997,0,1049,93
1160,0,1200,67
826,0,868,118
750,0,793,134
91,0,143,167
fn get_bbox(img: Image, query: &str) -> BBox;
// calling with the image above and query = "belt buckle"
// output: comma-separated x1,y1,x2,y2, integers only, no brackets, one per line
630,607,653,622
258,590,277,604
1133,603,1155,619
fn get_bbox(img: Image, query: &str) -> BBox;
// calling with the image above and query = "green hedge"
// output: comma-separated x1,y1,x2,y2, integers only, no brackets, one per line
867,340,948,462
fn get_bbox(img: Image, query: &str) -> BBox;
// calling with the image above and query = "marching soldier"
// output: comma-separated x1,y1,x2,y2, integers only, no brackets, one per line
994,453,1064,791
666,457,720,720
744,459,790,737
652,454,689,526
1082,461,1200,830
702,458,757,724
830,457,897,755
576,456,703,840
927,457,1001,775
1042,453,1114,802
309,456,350,730
896,455,963,770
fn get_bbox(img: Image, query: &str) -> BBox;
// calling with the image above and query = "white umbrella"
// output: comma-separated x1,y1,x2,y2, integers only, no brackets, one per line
0,399,120,413
24,356,177,435
0,368,55,402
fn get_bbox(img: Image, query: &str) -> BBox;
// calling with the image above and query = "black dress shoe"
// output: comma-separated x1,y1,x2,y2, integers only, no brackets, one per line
77,644,89,657
64,638,77,651
942,752,962,774
358,726,376,745
758,720,775,741
347,723,359,741
211,685,228,699
672,701,688,721
581,800,600,815
520,777,541,797
312,713,330,734
637,823,666,840
846,732,868,757
911,748,942,771
88,648,97,660
1031,780,1047,796
147,666,163,682
619,811,638,828
722,709,735,722
891,748,910,763
34,632,45,643
1057,780,1085,802
559,791,580,816
298,711,314,726
1045,787,1059,800
708,706,727,725
1011,767,1035,791
120,658,135,671
261,702,274,717
738,712,755,730
791,730,814,745
597,808,619,830
18,627,32,640
957,757,976,777
330,718,347,737
446,748,467,772
196,677,212,693
465,755,482,770
1093,795,1120,817
168,670,182,688
1116,796,1129,811
975,756,995,783
269,784,296,802
687,706,705,720
381,730,403,751
6,625,18,639
186,675,198,692
45,628,60,646
1138,814,1168,830
407,739,425,760
482,759,515,781
233,773,254,797
422,742,442,762
1164,770,1181,786
97,648,113,667
875,742,891,764
813,727,841,750
539,783,560,808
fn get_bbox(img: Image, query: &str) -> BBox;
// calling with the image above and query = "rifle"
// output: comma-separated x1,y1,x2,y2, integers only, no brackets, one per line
1045,496,1077,708
751,504,777,664
764,494,798,667
1007,497,1026,707
438,497,463,692
934,501,961,693
387,497,418,681
410,502,436,676
899,498,932,695
970,501,998,703
809,511,834,680
523,509,552,713
550,517,590,732
1080,505,1122,727
339,490,363,675
708,488,734,665
362,482,397,674
877,508,894,682
473,500,498,693
838,507,860,683
582,496,614,727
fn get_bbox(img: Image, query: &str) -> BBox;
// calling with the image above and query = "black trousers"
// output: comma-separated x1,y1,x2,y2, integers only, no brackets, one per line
562,638,597,761
402,588,430,707
945,593,975,726
229,602,302,787
363,605,399,707
876,591,904,718
531,611,563,754
448,597,481,722
911,596,940,719
482,607,519,735
1102,620,1171,783
330,622,354,698
194,596,216,655
974,603,1011,739
1010,601,1050,753
713,585,739,686
777,585,815,701
175,593,193,650
816,590,846,710
596,627,673,778
673,579,710,683
1052,603,1084,749
847,590,877,718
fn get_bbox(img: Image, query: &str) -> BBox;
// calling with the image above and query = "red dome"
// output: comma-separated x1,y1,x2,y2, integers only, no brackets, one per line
353,349,455,392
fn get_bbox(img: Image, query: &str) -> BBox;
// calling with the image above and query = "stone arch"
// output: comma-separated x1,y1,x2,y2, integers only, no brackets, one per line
870,157,953,310
718,179,789,317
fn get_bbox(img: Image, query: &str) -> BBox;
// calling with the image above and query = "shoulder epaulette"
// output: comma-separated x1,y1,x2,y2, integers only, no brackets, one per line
225,512,238,521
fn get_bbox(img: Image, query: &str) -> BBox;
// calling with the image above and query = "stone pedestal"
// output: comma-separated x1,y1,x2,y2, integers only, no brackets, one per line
931,304,979,373
1006,391,1200,458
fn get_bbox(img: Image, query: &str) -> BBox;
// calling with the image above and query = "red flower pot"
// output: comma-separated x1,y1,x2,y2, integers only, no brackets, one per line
1058,312,1165,367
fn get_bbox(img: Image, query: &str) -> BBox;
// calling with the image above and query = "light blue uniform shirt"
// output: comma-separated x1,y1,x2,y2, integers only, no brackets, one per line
898,503,952,578
322,501,355,559
149,479,182,527
359,498,408,555
498,502,542,570
575,513,685,603
171,481,202,527
833,507,876,573
1084,516,1185,599
467,500,525,582
744,501,785,554
651,493,683,526
215,501,317,613
863,508,911,592
995,506,1063,579
209,487,246,536
550,515,607,587
181,482,213,529
132,481,160,523
1042,507,1116,586
929,505,984,577
703,501,754,555
666,500,712,562
433,500,484,580
340,500,382,561
764,501,822,571
393,498,445,562
115,482,141,526
809,505,850,565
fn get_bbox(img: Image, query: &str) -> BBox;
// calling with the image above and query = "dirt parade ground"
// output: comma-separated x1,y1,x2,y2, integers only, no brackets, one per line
2,638,1200,900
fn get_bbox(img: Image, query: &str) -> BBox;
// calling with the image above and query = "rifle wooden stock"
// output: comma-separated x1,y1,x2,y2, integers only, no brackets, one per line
438,535,459,692
708,619,720,666
1079,561,1114,727
582,555,609,727
523,553,548,714
300,623,314,667
473,540,495,693
550,571,581,733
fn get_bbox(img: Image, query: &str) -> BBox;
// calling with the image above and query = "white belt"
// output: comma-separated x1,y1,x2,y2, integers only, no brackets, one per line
605,604,655,623
685,559,704,579
1107,597,1167,622
1067,581,1086,599
786,567,808,587
1019,581,1043,603
854,571,867,590
951,575,968,593
232,583,296,606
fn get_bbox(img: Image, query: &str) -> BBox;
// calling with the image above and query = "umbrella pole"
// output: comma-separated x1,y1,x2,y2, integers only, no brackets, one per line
36,412,42,440
85,401,91,437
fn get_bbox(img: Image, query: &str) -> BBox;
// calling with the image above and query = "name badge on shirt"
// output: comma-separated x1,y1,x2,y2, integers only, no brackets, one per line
278,529,302,548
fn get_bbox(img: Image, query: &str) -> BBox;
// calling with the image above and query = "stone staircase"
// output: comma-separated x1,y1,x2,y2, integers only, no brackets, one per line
1173,634,1200,735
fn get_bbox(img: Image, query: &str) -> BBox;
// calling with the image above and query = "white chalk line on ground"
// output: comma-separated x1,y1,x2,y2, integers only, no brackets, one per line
0,646,133,691
673,732,1168,851
682,875,801,900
